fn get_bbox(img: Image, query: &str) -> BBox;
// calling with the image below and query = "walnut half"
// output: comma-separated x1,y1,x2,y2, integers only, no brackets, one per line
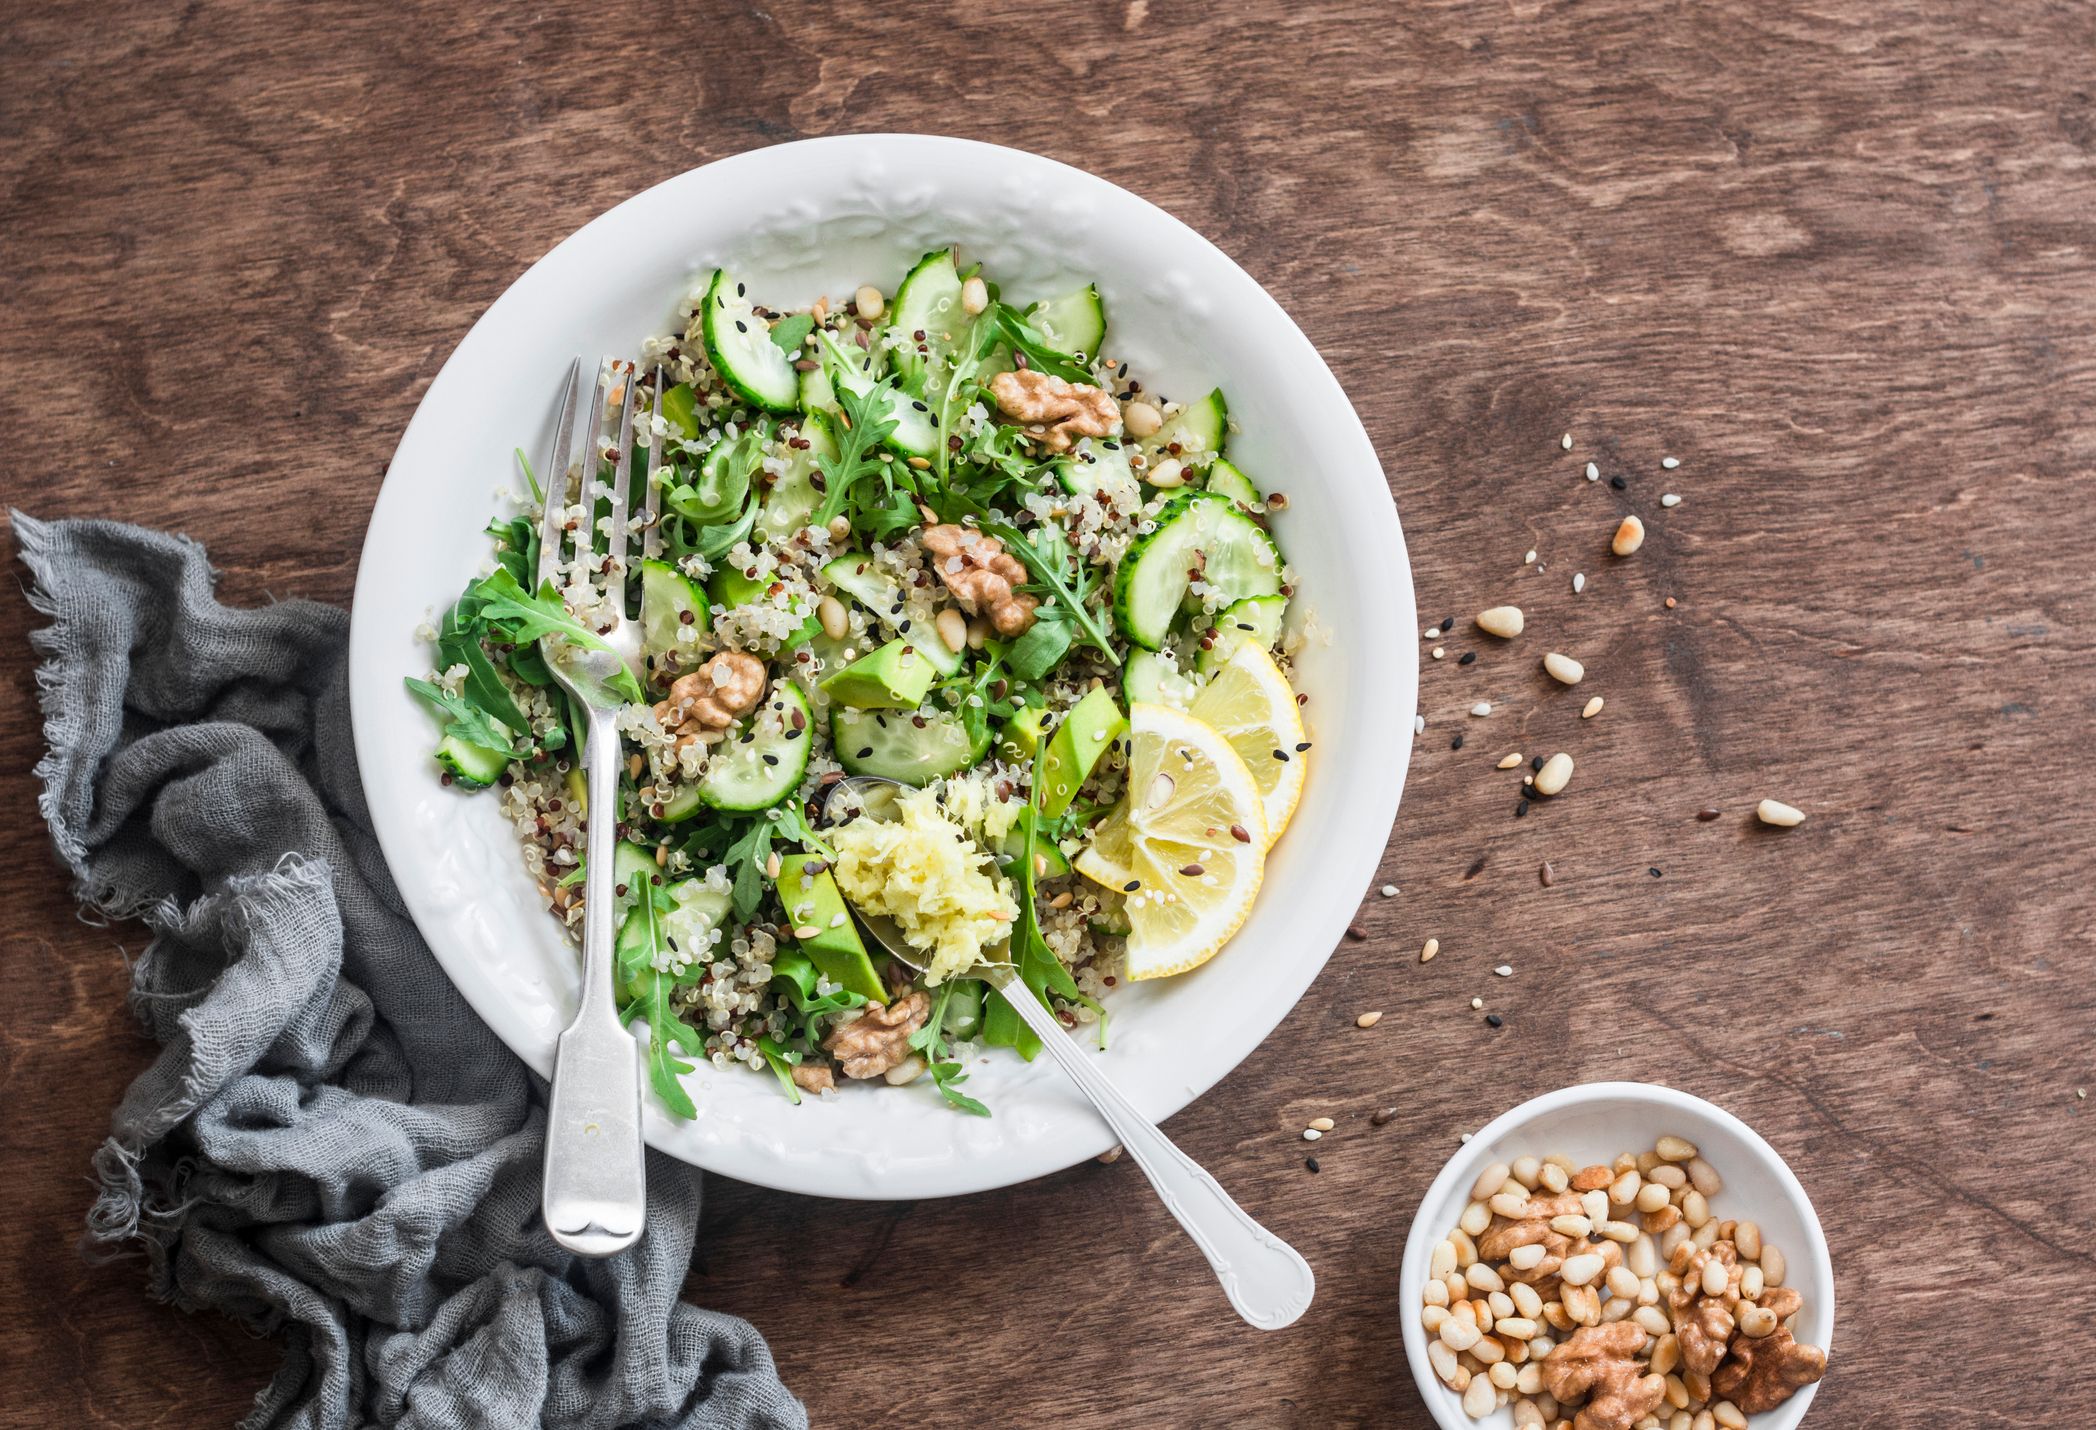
656,650,767,742
920,523,1038,637
1713,1328,1827,1413
822,991,930,1080
1540,1321,1667,1430
987,368,1120,453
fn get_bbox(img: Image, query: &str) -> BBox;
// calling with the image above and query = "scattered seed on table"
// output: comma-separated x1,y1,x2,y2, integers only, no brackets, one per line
1534,752,1575,796
1414,715,1426,734
1612,514,1646,555
1664,596,1678,609
1423,625,1441,640
1498,752,1523,769
1485,1013,1504,1028
1458,650,1477,665
1662,456,1681,469
1421,937,1440,963
1471,996,1484,1010
1371,1106,1398,1126
1356,1010,1383,1028
1432,647,1445,660
1346,922,1368,942
1697,806,1722,821
1662,493,1682,508
1305,1156,1321,1172
1540,861,1556,886
1523,548,1538,564
1758,798,1807,827
1515,799,1530,817
1584,462,1600,481
1308,1117,1336,1132
1572,571,1587,593
1381,883,1399,897
1476,606,1525,638
1582,696,1605,719
1471,701,1493,717
1650,867,1663,877
1303,1128,1323,1142
1464,854,1487,879
1544,652,1585,685
1494,964,1514,977
1450,734,1465,750
1531,755,1545,771
1609,475,1627,490
1560,432,1573,450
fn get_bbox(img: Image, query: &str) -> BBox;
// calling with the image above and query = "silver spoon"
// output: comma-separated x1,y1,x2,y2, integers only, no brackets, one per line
821,775,1315,1330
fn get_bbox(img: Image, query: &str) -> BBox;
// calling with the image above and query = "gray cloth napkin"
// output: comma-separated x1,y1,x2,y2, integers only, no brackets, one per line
12,512,807,1430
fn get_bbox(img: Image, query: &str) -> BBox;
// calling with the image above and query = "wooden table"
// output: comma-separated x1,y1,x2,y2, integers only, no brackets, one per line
5,2,2091,1424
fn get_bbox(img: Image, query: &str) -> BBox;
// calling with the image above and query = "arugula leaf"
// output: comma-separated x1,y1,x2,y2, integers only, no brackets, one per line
756,1035,803,1105
619,970,704,1120
907,980,992,1116
435,628,530,737
468,566,645,705
812,346,902,527
768,313,815,353
694,490,760,563
934,494,1120,666
987,303,1092,383
722,818,775,923
404,677,514,753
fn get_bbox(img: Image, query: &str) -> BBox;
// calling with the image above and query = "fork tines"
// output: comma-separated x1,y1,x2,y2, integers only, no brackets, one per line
536,357,666,617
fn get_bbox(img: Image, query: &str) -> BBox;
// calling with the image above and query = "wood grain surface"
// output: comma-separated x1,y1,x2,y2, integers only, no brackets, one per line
5,2,2093,1425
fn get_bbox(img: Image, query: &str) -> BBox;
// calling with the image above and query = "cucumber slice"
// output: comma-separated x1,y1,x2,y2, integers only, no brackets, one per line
820,551,962,677
666,426,758,524
1197,593,1287,674
610,841,661,929
797,362,835,415
888,249,966,388
757,412,833,543
640,559,709,664
1112,491,1283,650
697,680,812,812
1055,437,1140,510
662,876,734,967
700,269,798,414
1026,283,1106,361
817,332,938,458
1204,457,1262,511
999,827,1071,878
832,704,987,786
436,734,510,788
1143,387,1228,466
1123,649,1202,708
656,782,705,823
660,382,700,441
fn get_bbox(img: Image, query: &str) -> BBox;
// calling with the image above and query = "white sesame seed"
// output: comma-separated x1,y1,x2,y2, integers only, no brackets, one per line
1381,884,1399,897
1460,1132,1473,1144
1584,462,1599,481
1414,715,1426,735
1424,625,1441,639
1432,647,1446,660
1471,997,1484,1010
1572,572,1586,593
1523,548,1538,564
1421,937,1440,962
1302,1128,1324,1142
1662,456,1680,469
1661,493,1682,508
1560,433,1573,450
1494,964,1514,977
1582,695,1605,719
1470,701,1492,717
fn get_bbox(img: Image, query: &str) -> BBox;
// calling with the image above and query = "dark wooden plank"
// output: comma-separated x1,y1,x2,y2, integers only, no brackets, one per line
4,1,2093,1424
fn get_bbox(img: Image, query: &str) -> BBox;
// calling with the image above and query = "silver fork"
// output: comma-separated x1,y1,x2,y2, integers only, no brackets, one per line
537,355,664,1258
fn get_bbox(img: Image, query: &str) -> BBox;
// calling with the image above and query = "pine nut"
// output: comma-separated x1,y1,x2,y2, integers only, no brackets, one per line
1147,456,1187,488
1644,1203,1682,1233
1514,1391,1545,1423
1628,1234,1659,1278
929,606,967,653
1488,1290,1515,1319
965,615,990,650
1539,1162,1570,1193
1511,1154,1542,1188
1461,1200,1492,1236
1421,937,1440,963
1664,1373,1691,1409
1471,1332,1506,1364
1462,1375,1496,1416
1601,1294,1634,1324
1491,1191,1531,1218
1602,1220,1639,1243
1687,1156,1724,1195
1439,1316,1482,1352
1649,1163,1687,1189
1652,1131,1696,1162
1680,1190,1711,1229
1693,1413,1716,1430
1760,1244,1787,1287
1471,1162,1512,1201
1423,1278,1449,1307
1756,797,1805,826
1529,1333,1555,1359
1669,1413,1692,1430
1511,1281,1544,1318
818,594,849,640
1701,1258,1730,1297
1428,1339,1462,1386
1637,1150,1664,1175
1543,652,1585,685
1488,1360,1518,1390
1660,1222,1691,1257
1422,1304,1448,1334
1559,1253,1604,1287
1448,1272,1469,1303
1467,1262,1506,1293
1534,752,1574,796
1509,1244,1547,1271
1714,1403,1748,1430
1651,1332,1681,1376
1476,605,1525,638
1431,1239,1457,1279
1609,1169,1643,1205
1497,751,1524,769
1691,1221,1720,1251
1468,1297,1492,1330
1581,1188,1610,1223
1738,1304,1778,1338
1551,1214,1593,1237
1739,1264,1764,1301
1634,1305,1672,1337
960,275,988,315
1496,1316,1539,1341
1612,514,1646,555
1355,1009,1383,1028
1637,1181,1672,1214
1639,1278,1660,1306
1581,695,1604,718
1732,1220,1762,1262
853,285,885,319
1606,1265,1641,1299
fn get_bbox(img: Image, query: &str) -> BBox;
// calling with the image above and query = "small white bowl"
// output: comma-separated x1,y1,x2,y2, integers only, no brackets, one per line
1399,1083,1834,1430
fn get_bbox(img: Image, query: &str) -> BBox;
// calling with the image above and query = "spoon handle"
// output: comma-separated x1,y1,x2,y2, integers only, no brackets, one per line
981,966,1315,1329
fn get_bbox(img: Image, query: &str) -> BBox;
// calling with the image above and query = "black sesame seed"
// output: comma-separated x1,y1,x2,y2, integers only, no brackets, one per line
857,746,873,758
1124,879,1141,893
911,400,929,412
1305,1156,1321,1173
762,754,778,766
1650,867,1663,877
1273,749,1290,762
736,282,745,297
1485,1013,1504,1028
1610,476,1627,490
1531,755,1545,771
1295,741,1311,752
1515,799,1530,817
735,319,748,334
1450,734,1465,750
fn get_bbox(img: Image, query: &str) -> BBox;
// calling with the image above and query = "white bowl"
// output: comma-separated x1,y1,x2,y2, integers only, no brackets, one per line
346,135,1416,1200
1398,1083,1834,1429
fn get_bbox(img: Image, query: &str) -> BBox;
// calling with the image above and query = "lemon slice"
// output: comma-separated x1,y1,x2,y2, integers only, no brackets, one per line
1113,703,1268,980
1073,804,1135,890
1189,642,1308,843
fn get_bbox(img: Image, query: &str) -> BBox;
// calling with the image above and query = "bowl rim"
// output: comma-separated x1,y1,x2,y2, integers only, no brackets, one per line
347,133,1417,1199
1397,1081,1835,1429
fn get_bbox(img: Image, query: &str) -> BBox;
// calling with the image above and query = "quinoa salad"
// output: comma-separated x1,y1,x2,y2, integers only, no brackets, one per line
407,250,1312,1118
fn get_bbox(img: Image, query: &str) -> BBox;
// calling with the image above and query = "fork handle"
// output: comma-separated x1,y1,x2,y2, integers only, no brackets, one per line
542,706,647,1257
979,965,1315,1329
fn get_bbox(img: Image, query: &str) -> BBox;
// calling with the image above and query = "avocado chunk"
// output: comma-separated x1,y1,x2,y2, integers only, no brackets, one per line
997,704,1051,765
820,637,940,711
774,854,887,1002
707,565,766,610
1037,687,1127,818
